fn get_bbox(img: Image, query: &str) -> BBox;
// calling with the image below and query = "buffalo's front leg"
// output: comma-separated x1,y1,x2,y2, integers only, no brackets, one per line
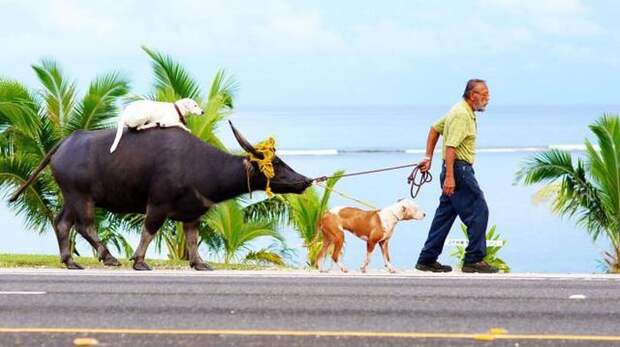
131,207,166,271
184,220,213,271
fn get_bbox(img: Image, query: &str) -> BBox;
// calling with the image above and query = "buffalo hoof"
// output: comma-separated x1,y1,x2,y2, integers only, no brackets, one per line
64,260,84,270
102,255,121,267
132,260,152,271
191,262,214,271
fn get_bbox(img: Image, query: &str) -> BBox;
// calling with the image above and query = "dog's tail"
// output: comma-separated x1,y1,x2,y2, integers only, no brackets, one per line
109,120,124,153
312,216,325,245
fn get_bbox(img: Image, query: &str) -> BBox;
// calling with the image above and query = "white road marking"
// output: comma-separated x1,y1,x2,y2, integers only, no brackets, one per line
569,294,587,300
0,291,46,295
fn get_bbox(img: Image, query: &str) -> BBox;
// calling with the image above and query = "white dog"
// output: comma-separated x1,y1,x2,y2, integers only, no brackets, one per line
109,98,204,153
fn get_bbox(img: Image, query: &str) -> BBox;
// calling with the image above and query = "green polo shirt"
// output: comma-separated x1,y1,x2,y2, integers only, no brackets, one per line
432,100,477,164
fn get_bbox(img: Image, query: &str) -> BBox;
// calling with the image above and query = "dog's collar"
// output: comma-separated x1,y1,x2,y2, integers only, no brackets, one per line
389,208,402,222
173,103,187,125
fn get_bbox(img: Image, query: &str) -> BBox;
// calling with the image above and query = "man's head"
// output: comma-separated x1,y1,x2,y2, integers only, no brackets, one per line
462,79,489,112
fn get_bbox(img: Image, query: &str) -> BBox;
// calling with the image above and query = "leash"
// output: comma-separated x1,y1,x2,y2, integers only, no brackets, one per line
313,162,432,200
407,165,433,199
314,182,378,209
313,163,419,182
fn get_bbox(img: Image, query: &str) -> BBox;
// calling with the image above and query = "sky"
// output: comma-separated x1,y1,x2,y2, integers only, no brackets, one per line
0,0,619,107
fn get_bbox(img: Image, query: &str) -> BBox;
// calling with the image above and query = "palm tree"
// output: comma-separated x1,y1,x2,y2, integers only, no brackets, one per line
286,171,344,267
0,60,134,257
206,199,286,265
516,114,620,273
140,46,239,260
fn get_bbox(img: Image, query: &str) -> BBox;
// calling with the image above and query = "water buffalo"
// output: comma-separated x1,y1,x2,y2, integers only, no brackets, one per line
9,122,313,270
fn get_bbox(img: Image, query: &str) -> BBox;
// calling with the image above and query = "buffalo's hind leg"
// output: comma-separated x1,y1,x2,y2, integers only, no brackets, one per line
184,220,213,271
131,206,166,271
74,199,120,267
54,207,82,270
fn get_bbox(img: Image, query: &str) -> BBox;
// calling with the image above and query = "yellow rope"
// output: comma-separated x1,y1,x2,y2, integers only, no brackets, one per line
314,182,378,210
248,137,276,197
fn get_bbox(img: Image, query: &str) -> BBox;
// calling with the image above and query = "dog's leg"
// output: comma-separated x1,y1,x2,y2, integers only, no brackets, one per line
332,236,348,273
360,241,376,273
316,241,330,273
160,123,192,132
137,122,159,131
379,240,397,273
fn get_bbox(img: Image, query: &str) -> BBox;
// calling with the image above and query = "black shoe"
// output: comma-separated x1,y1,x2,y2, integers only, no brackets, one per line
415,261,452,273
462,261,499,273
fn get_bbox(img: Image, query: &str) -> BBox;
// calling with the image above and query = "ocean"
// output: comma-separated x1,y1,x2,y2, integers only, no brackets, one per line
1,104,618,273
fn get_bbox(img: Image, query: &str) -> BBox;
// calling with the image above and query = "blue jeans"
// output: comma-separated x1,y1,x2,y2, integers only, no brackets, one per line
417,160,489,265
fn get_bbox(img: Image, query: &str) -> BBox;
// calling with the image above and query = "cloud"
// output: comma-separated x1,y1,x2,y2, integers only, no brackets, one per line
0,0,617,105
0,0,609,60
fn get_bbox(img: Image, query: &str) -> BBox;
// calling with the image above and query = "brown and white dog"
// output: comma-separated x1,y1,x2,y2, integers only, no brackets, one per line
315,199,426,273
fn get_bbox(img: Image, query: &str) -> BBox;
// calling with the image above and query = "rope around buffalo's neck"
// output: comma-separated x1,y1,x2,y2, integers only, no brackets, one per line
247,137,276,197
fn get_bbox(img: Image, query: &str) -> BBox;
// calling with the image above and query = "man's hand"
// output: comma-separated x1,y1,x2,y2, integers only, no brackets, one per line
443,175,456,196
418,157,432,172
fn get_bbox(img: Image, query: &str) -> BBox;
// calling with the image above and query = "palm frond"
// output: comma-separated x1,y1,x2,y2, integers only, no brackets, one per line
318,169,345,215
0,79,41,138
586,114,620,236
198,219,224,256
64,71,130,135
286,187,322,243
516,148,608,240
243,194,289,224
142,46,202,101
244,248,285,266
0,152,57,233
208,69,238,109
206,200,282,264
31,59,76,132
515,149,575,185
189,69,238,149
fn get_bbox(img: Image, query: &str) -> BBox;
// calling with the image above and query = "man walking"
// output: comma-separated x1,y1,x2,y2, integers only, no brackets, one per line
415,79,498,273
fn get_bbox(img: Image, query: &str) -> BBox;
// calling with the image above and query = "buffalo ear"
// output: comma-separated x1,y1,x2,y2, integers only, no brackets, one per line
229,121,262,158
243,158,256,174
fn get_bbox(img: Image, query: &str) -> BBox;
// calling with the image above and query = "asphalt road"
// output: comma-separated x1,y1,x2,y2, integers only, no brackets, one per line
1,269,620,346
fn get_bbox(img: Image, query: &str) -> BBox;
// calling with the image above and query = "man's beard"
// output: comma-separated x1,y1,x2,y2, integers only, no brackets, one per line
475,102,488,112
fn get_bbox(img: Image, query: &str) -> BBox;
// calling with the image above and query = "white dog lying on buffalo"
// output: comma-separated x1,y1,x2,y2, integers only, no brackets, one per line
109,98,204,153
315,198,426,273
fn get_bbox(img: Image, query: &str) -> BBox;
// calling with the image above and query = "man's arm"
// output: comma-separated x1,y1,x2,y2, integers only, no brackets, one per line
418,126,440,172
443,146,456,196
